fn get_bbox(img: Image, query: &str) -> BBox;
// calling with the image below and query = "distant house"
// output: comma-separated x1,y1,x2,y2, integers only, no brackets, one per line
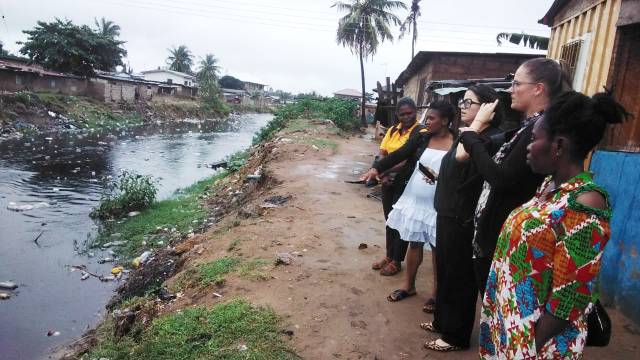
90,71,159,103
0,56,87,96
540,0,640,326
221,88,248,104
333,88,362,100
141,68,198,97
395,51,542,107
243,81,266,93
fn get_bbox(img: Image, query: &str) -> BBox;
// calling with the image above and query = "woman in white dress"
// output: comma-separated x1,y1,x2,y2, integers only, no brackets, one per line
362,101,455,303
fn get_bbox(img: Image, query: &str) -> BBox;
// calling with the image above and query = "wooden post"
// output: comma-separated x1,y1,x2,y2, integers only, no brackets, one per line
386,77,393,126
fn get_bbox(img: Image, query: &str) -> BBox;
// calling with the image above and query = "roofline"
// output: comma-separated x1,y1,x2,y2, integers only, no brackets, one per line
538,0,569,26
395,50,543,86
141,68,196,80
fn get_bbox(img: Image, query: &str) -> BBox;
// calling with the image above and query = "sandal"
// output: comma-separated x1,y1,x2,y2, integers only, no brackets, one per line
372,257,391,270
379,261,400,276
387,289,416,302
424,339,463,352
422,298,436,313
419,321,440,333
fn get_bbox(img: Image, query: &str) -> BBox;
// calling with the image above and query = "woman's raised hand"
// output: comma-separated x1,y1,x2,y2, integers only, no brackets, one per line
470,99,498,132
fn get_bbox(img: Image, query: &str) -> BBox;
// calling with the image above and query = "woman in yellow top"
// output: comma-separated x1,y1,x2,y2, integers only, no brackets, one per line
371,97,425,276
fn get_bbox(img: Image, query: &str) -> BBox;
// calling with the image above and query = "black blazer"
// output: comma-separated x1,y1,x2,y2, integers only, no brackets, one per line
460,123,545,258
373,128,432,194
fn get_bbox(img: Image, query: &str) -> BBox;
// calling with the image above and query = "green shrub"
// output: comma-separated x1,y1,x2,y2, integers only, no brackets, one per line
225,150,249,172
91,170,158,219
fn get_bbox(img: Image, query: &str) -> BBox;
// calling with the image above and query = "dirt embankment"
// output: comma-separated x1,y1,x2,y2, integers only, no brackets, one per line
0,92,232,138
60,119,640,359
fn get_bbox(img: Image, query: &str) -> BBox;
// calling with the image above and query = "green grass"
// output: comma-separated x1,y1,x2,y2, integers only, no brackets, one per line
94,171,228,260
85,299,299,360
307,138,338,152
175,257,270,290
237,259,270,281
283,118,313,133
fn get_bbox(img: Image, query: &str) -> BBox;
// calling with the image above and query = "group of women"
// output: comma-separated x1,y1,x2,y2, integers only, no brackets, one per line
361,58,628,358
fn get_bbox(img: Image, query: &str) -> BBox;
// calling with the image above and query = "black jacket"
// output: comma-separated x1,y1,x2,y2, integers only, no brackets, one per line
459,123,545,258
434,126,502,223
373,128,432,194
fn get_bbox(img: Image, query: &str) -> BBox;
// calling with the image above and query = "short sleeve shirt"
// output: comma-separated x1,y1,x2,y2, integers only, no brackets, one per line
380,121,418,153
479,172,611,359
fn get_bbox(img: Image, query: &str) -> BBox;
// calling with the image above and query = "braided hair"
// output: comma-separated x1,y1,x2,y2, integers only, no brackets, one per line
541,91,629,159
428,100,457,128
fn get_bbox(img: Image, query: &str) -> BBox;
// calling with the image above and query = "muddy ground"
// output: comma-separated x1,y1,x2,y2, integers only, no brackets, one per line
63,119,640,359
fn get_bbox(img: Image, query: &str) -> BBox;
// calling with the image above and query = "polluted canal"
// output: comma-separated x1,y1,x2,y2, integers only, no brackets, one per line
0,113,272,359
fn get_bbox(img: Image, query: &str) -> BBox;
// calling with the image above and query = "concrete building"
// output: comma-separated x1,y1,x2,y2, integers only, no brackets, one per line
141,68,198,97
541,0,640,326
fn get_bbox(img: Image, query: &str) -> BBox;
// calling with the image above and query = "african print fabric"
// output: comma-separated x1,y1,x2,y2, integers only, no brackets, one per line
479,172,611,359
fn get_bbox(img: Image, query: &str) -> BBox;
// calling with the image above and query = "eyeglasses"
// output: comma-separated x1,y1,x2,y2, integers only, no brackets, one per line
511,80,540,88
457,98,482,109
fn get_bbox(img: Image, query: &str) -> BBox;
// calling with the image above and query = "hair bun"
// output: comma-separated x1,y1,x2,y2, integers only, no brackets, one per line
591,92,629,125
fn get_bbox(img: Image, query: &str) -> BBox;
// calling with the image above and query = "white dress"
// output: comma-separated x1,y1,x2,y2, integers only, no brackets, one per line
386,147,446,248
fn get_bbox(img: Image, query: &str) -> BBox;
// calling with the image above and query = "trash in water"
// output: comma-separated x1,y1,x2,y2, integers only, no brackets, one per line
0,281,18,290
98,257,115,264
0,292,11,300
127,211,141,217
100,275,116,282
7,202,49,212
111,266,124,275
102,241,126,248
46,330,61,337
80,272,90,281
131,251,152,268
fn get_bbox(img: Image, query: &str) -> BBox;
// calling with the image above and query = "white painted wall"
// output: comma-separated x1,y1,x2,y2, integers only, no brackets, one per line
143,71,196,87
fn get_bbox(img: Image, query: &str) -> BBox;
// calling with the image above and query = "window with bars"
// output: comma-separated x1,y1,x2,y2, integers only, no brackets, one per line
559,40,583,83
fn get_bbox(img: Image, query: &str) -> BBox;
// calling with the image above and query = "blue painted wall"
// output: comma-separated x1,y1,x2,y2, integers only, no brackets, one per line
590,150,640,325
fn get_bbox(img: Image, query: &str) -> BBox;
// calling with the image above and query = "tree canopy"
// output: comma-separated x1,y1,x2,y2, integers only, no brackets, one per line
196,54,221,84
94,17,121,38
399,0,421,60
219,75,244,90
19,18,127,76
166,45,194,74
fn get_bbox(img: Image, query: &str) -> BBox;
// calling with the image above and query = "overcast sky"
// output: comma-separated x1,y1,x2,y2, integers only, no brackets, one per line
0,0,554,95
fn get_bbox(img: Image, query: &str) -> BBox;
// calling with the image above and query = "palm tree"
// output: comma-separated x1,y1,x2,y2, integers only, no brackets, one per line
334,0,405,126
399,0,421,60
166,45,194,74
496,32,549,50
94,17,121,38
196,54,221,84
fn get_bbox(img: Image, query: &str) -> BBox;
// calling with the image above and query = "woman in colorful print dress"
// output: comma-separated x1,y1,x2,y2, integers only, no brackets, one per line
478,91,628,359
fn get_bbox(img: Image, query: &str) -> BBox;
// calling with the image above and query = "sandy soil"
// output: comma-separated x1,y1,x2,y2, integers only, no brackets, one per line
158,121,640,359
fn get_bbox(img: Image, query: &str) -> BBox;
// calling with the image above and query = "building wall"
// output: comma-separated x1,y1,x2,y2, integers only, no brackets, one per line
89,78,137,103
143,71,195,87
403,55,535,105
590,151,640,326
547,0,622,95
0,71,88,95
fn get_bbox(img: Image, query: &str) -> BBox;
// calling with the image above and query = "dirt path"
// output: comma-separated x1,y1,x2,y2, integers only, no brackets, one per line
166,121,640,359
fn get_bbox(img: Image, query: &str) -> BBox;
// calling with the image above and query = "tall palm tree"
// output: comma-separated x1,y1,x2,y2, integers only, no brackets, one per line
196,54,221,84
333,0,406,126
496,32,549,50
94,17,121,38
399,0,421,60
166,45,194,74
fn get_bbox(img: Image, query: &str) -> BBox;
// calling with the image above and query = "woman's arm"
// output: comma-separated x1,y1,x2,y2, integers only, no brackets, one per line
373,132,422,173
459,126,533,190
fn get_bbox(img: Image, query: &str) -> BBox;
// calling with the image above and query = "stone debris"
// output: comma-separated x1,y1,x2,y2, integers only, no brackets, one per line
275,252,292,266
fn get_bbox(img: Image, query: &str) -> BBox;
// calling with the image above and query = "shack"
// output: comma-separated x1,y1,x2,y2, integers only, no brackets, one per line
0,55,87,96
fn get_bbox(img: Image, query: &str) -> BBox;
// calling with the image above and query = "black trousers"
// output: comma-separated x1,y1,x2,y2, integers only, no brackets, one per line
433,215,478,349
381,183,408,263
474,256,493,297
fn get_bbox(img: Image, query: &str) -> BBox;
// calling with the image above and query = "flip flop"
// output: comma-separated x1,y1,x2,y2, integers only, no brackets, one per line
387,289,416,302
372,257,391,270
419,321,440,333
424,339,463,352
379,261,400,276
422,298,436,313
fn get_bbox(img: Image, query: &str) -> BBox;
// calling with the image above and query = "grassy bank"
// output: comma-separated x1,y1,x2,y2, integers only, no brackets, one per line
85,299,298,360
93,171,228,261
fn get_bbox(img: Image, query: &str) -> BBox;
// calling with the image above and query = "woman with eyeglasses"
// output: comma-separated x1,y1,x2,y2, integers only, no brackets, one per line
479,91,627,359
370,97,425,276
458,58,569,299
361,101,455,303
421,85,503,352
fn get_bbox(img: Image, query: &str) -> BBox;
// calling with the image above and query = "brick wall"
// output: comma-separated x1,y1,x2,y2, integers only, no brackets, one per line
0,71,88,95
403,54,539,104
